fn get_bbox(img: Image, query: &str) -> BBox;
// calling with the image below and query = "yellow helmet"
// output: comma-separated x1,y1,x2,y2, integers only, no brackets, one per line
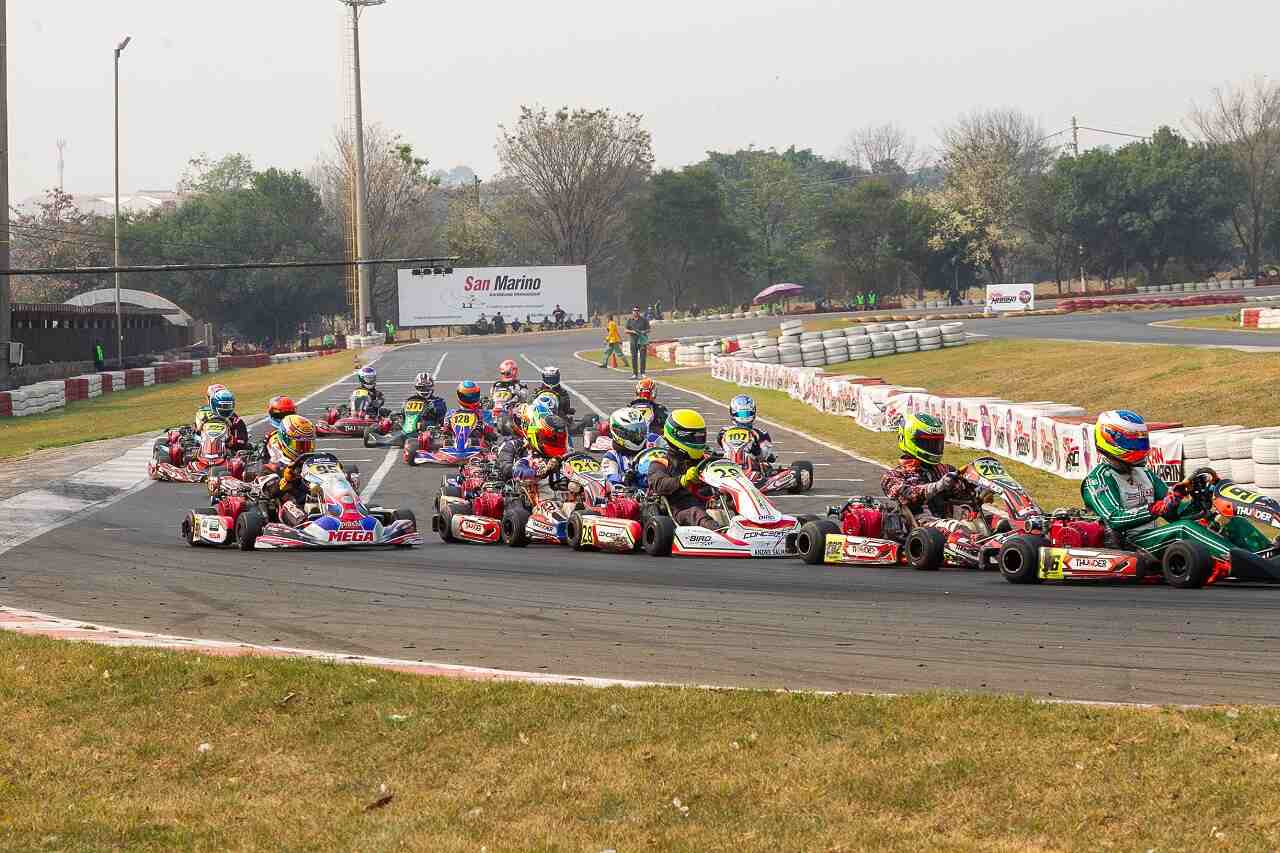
662,409,707,460
278,415,317,462
898,412,945,464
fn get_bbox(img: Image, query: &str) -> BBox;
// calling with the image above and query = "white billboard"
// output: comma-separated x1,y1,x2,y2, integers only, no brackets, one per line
397,265,588,326
985,283,1036,312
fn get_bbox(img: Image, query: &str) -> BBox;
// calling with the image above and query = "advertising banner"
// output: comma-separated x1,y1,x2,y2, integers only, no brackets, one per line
397,265,588,326
985,283,1036,312
1147,431,1185,486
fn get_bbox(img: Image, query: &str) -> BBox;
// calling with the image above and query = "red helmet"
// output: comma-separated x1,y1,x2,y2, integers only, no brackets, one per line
268,395,297,421
635,377,657,401
527,412,569,459
498,359,519,382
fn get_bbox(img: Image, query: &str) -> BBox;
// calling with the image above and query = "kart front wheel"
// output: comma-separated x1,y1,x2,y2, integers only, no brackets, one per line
363,428,379,448
502,506,530,547
567,511,588,551
437,505,456,543
182,508,216,547
392,508,417,544
906,527,946,571
235,508,267,551
643,516,676,557
797,519,839,565
790,461,814,494
998,534,1047,584
1162,540,1212,589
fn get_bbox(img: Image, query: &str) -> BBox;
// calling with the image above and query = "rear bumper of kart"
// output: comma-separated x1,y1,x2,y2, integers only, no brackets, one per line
316,419,376,437
433,511,503,543
149,460,213,483
817,533,901,566
670,524,799,558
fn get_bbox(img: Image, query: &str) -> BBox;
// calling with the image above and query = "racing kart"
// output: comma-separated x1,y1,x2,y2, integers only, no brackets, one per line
317,387,389,437
718,426,813,494
432,451,642,552
180,452,418,549
403,410,491,466
148,418,251,483
997,472,1280,589
796,455,1056,570
640,456,807,558
362,397,444,451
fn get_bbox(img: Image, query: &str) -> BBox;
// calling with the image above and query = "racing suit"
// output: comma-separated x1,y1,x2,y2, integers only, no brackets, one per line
533,384,574,420
353,386,386,415
1081,461,1268,559
491,379,528,401
601,447,638,486
219,414,251,454
194,404,215,432
645,448,714,528
511,452,562,505
881,457,961,518
629,398,668,436
259,433,314,527
716,425,774,463
402,392,448,429
494,434,527,481
443,407,499,448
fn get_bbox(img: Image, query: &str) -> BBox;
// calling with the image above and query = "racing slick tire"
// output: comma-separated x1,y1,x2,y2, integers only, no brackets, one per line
441,482,463,499
906,527,946,571
402,435,418,465
789,461,814,494
363,428,380,448
181,508,217,547
797,519,839,565
998,534,1047,583
501,506,531,547
567,511,589,551
642,515,676,557
392,508,417,545
1162,539,1212,589
235,508,267,551
437,505,456,543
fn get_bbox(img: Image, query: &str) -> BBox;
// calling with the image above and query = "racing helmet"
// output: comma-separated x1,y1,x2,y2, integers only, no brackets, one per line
631,447,664,490
540,365,561,388
267,395,296,422
210,389,236,418
898,412,945,465
456,380,482,410
413,372,435,396
277,415,316,462
609,407,648,453
206,383,227,404
729,394,757,428
1095,409,1149,467
532,391,559,416
527,412,569,459
635,377,657,401
499,359,519,382
357,366,377,389
663,409,707,461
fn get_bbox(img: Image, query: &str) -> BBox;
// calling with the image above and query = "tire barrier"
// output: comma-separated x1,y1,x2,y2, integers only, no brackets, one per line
1241,307,1280,329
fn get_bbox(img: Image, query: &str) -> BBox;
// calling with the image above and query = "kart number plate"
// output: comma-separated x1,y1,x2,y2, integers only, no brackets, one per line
404,401,425,414
306,463,341,476
704,460,742,479
566,456,601,474
1041,550,1066,580
204,422,226,435
453,412,478,428
724,428,752,445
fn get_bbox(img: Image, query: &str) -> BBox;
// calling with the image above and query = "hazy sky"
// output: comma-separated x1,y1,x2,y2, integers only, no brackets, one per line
9,0,1278,201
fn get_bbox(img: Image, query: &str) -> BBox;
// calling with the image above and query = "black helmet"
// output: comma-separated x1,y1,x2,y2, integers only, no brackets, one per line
541,366,561,388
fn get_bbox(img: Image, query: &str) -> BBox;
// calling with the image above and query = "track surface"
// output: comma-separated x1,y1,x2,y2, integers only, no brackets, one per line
7,314,1280,705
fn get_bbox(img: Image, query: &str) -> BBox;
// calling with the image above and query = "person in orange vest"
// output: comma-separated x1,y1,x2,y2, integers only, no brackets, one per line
599,314,629,369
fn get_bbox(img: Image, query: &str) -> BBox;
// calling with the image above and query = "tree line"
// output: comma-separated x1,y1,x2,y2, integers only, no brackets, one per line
11,75,1280,337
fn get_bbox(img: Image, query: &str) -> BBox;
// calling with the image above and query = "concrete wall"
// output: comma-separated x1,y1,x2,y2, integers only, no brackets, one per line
12,361,95,384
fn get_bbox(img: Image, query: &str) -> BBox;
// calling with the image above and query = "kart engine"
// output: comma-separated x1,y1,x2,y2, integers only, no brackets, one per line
471,491,505,519
840,504,884,539
603,495,642,522
1047,517,1104,548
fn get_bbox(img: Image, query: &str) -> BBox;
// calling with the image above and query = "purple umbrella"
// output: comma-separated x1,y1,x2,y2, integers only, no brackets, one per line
753,282,805,305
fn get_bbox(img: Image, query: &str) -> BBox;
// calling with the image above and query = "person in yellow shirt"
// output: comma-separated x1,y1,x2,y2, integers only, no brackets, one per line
599,314,629,369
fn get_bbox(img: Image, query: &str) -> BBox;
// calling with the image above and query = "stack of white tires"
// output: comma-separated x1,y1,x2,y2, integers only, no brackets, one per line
941,322,967,348
820,329,848,365
846,326,872,360
892,328,918,354
8,380,67,416
917,326,943,351
869,331,896,357
799,331,826,367
1253,434,1280,497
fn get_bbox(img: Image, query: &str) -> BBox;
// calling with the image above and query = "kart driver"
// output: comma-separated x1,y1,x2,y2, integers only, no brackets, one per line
445,380,499,446
195,383,228,432
207,388,250,453
259,414,320,527
645,409,716,529
601,407,649,486
880,412,965,516
531,366,574,420
511,411,571,502
629,378,668,436
492,359,527,400
266,395,297,433
405,372,448,427
716,394,774,465
354,366,386,414
1082,409,1267,559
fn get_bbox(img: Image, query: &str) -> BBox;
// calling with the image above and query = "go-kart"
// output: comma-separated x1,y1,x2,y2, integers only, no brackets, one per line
148,418,251,483
640,456,806,558
317,387,388,437
997,471,1280,588
796,455,1052,570
432,452,642,552
718,426,813,494
180,452,418,549
362,397,445,450
404,410,491,466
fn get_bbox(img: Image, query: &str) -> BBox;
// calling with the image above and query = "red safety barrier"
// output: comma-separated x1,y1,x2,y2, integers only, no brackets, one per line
98,372,115,392
1242,308,1261,328
0,392,11,417
124,369,144,388
64,378,89,401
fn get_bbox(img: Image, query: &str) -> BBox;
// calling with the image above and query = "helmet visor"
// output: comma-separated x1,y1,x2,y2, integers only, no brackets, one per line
914,433,944,461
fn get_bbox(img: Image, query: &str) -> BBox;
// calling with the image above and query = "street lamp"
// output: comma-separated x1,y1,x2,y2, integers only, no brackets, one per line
113,34,130,368
338,0,384,335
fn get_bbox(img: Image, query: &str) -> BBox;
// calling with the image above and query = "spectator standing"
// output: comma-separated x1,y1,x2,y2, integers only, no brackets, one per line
552,304,567,329
625,305,650,379
93,339,106,372
494,312,506,334
298,321,309,353
600,314,629,369
384,319,396,342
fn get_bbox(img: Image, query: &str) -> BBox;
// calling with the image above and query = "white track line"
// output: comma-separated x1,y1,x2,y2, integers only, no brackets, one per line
521,353,606,419
360,450,399,501
432,351,449,378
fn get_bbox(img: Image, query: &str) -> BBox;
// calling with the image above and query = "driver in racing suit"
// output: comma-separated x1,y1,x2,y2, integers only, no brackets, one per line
206,388,251,454
195,383,228,432
492,359,528,401
510,412,570,504
601,407,648,486
880,412,965,517
354,365,386,415
645,409,716,529
258,414,320,527
716,394,774,465
444,381,500,447
404,372,448,428
629,378,668,437
531,366,574,421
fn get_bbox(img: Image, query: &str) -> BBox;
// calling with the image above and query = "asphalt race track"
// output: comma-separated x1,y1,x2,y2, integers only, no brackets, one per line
5,317,1280,706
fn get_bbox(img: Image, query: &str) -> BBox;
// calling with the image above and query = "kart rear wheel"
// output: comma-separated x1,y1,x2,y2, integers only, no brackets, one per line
437,505,456,543
999,534,1047,584
181,508,216,547
392,508,417,546
906,527,946,571
643,515,676,557
363,428,379,448
567,511,589,551
790,461,814,494
797,519,839,565
235,508,267,551
501,506,530,547
1162,540,1212,589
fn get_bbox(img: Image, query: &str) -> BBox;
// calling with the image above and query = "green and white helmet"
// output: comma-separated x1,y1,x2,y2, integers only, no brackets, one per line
609,407,648,453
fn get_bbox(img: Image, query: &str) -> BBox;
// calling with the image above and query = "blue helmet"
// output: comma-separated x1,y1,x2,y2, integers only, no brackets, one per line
730,394,756,428
211,388,236,418
357,366,377,388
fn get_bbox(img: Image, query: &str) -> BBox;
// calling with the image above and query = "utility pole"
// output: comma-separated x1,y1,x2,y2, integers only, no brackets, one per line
339,0,384,335
56,138,66,190
113,35,131,368
1071,115,1080,158
0,0,10,388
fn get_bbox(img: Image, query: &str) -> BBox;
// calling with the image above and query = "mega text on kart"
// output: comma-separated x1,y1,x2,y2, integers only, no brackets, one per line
433,452,642,551
641,457,808,558
795,456,1080,570
317,387,388,437
180,452,419,549
998,472,1280,589
718,426,814,494
148,418,251,483
403,410,490,466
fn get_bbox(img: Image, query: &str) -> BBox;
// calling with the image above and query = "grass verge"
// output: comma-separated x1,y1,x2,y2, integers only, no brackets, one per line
1165,313,1265,332
661,338,1280,510
0,351,359,461
3,631,1278,851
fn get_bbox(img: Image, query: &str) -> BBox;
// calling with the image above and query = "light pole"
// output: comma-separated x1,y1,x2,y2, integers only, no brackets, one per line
339,0,383,335
113,34,130,368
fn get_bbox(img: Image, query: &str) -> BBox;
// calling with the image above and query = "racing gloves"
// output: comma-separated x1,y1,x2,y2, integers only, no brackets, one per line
923,471,959,499
680,460,707,488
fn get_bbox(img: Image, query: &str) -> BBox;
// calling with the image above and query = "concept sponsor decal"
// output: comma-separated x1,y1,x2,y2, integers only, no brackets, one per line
327,529,375,543
980,404,993,448
460,518,488,537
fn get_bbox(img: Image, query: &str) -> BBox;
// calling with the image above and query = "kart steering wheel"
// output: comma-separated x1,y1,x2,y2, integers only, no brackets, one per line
1184,467,1220,508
